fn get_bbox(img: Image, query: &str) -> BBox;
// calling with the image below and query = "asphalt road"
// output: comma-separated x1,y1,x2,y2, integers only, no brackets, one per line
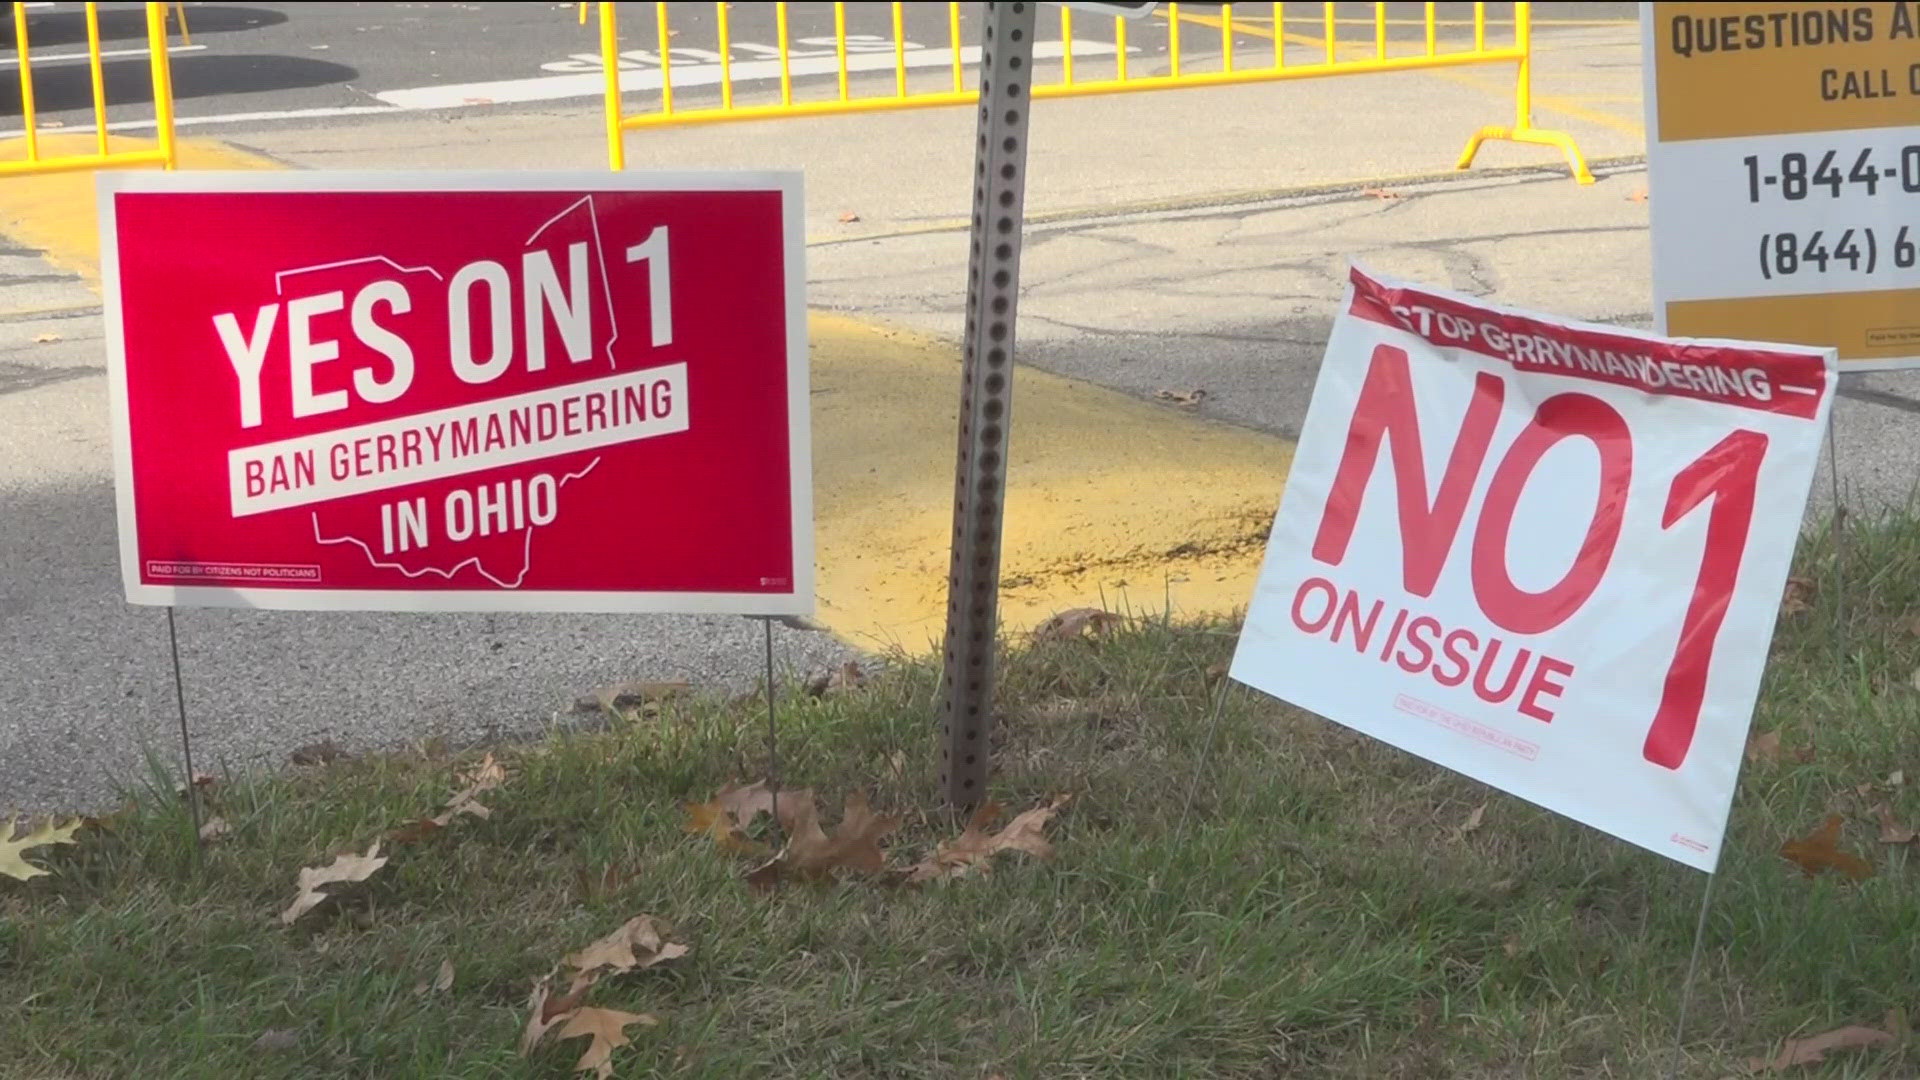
0,2,1638,136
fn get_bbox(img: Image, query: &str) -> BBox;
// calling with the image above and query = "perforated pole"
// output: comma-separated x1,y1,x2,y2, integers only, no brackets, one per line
938,0,1035,811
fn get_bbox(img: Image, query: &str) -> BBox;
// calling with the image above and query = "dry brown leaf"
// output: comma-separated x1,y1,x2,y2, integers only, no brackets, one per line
387,817,445,845
1627,187,1648,202
837,210,861,223
557,1007,658,1079
198,816,231,841
1779,576,1814,615
1745,729,1782,765
1748,1023,1894,1071
278,841,390,924
32,332,61,344
750,791,901,887
435,753,508,823
175,771,217,799
1902,611,1920,638
1779,815,1874,881
1453,801,1487,840
0,816,82,882
251,1029,299,1053
565,915,688,981
907,795,1070,883
578,680,691,713
416,958,455,994
521,978,590,1055
1033,608,1124,641
683,799,772,857
1875,803,1917,844
1204,661,1229,687
288,739,346,766
1155,388,1207,407
1362,187,1403,200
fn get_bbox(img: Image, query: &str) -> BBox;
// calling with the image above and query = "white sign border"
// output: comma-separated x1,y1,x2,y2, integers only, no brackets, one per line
97,169,815,616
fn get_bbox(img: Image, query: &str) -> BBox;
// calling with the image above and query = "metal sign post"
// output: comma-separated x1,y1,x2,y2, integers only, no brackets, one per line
937,0,1037,810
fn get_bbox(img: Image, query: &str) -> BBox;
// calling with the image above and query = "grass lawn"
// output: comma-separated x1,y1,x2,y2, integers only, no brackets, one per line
3,515,1918,1079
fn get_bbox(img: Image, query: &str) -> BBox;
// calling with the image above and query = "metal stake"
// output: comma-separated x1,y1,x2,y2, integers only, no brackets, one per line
762,617,779,828
937,0,1037,811
1825,410,1847,647
1174,676,1234,845
165,607,203,859
1667,869,1720,1078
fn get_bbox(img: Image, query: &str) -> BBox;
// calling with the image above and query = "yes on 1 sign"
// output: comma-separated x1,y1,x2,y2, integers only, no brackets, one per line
100,172,811,615
1231,268,1834,871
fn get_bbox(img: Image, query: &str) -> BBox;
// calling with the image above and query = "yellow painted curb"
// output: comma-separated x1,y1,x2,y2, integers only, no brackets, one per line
0,134,281,285
811,313,1294,653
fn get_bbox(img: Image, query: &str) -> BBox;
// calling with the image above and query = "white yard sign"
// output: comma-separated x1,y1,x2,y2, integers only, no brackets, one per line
1231,268,1834,871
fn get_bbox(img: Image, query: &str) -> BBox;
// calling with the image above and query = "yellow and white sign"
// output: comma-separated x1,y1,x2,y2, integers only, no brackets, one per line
1645,2,1920,369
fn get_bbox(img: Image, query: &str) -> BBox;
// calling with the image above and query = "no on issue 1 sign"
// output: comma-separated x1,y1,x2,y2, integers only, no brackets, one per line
1645,2,1920,368
99,172,811,615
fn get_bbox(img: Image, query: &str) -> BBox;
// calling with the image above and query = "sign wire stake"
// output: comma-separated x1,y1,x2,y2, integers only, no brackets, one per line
1666,868,1720,1079
1173,675,1234,847
1825,411,1847,650
761,617,779,832
165,606,204,864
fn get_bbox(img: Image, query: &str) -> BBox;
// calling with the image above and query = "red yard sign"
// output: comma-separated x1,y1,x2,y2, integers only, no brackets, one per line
99,172,810,614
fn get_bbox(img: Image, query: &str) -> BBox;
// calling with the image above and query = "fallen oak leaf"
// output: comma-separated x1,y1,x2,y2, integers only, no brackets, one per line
250,1028,300,1053
1875,803,1917,844
564,915,688,983
0,816,82,882
387,817,445,845
1779,814,1874,881
32,332,61,343
682,799,772,857
1748,1023,1894,1071
1453,801,1487,841
1362,186,1403,200
415,958,455,994
1779,576,1814,615
751,790,900,887
837,210,861,223
1155,388,1206,407
576,680,691,713
278,841,389,924
804,660,866,697
521,977,591,1056
1033,608,1124,641
907,795,1070,883
198,816,231,841
557,1007,658,1079
1745,729,1782,765
175,771,217,799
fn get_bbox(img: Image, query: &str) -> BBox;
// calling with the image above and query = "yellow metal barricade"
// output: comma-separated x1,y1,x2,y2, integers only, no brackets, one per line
584,2,1590,184
2,2,181,177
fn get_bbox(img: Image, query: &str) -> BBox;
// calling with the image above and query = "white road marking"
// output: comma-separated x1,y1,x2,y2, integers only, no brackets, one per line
0,43,205,66
0,40,1120,139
